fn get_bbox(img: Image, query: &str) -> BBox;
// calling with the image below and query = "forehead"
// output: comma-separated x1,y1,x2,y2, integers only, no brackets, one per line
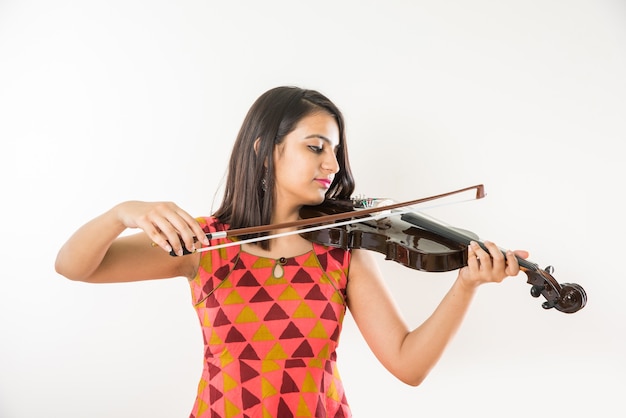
290,112,340,146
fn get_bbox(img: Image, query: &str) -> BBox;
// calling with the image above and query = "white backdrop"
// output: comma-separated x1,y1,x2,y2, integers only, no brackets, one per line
1,1,624,417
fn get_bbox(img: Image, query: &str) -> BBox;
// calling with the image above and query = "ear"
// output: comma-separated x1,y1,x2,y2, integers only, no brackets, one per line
253,137,261,155
253,137,268,168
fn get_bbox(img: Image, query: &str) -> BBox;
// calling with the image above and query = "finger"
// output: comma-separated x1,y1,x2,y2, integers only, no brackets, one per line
467,241,480,270
471,241,492,270
142,222,173,254
514,249,529,260
467,241,493,275
483,240,505,272
147,215,189,256
164,211,207,254
167,219,196,255
175,210,209,246
504,249,521,276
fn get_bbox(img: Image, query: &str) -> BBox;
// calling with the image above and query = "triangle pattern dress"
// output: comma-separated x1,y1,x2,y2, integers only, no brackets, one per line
188,217,353,418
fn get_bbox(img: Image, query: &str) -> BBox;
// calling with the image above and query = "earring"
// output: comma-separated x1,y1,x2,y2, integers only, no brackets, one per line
261,168,268,192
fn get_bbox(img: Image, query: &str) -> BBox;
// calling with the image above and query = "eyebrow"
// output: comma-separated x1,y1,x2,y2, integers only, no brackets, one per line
304,134,339,148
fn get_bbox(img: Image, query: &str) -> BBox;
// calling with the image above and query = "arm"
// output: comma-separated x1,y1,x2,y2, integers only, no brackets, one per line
55,201,209,283
346,240,528,386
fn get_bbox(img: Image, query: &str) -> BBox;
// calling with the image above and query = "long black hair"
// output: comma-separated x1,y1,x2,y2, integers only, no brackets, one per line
213,86,355,247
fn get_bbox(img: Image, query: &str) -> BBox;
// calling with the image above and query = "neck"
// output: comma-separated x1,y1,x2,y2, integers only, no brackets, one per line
271,203,303,227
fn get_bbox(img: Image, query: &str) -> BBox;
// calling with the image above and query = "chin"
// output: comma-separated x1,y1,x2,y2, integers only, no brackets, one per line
305,194,326,206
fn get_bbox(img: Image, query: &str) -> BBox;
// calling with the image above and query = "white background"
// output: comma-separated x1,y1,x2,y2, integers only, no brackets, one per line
1,1,624,417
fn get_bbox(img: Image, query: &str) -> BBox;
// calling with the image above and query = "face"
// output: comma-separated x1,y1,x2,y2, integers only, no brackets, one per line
272,111,340,212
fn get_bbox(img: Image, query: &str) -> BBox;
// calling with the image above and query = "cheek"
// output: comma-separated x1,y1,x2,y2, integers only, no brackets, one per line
277,151,306,171
274,158,295,181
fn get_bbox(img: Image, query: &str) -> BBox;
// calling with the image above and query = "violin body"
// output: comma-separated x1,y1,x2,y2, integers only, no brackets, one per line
300,200,471,272
301,198,587,314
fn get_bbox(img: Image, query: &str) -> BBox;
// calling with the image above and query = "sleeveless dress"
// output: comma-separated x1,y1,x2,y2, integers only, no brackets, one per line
188,217,352,418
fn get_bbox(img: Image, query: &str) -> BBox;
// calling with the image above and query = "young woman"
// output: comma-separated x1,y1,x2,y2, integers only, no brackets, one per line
55,86,527,418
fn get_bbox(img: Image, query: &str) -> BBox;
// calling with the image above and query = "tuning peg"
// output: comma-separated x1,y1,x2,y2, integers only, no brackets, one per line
530,284,545,298
543,265,554,274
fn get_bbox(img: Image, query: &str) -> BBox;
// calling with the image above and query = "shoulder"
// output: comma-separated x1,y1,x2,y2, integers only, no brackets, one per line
347,248,383,282
313,242,351,267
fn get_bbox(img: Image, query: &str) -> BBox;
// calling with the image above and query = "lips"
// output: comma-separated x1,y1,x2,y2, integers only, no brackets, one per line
315,178,332,188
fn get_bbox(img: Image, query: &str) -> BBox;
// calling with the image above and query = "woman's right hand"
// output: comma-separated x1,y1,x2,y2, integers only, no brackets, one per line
56,200,209,282
116,201,210,256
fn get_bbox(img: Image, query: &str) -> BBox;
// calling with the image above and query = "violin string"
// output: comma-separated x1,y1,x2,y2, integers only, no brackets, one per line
404,203,542,270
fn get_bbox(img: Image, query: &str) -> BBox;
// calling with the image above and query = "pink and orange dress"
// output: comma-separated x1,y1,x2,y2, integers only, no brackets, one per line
188,217,352,418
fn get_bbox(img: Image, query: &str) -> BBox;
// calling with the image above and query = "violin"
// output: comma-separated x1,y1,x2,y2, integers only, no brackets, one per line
173,184,587,314
299,197,587,314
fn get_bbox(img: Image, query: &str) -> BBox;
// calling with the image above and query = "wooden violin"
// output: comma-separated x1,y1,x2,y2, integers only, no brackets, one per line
299,197,587,314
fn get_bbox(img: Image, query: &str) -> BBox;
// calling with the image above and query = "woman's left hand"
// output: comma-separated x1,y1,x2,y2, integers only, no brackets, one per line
459,240,529,287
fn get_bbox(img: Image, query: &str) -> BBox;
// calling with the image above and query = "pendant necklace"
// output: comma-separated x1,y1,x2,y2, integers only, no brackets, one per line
273,257,287,278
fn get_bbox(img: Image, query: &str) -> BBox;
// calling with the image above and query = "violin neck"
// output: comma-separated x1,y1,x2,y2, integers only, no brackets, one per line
399,212,539,272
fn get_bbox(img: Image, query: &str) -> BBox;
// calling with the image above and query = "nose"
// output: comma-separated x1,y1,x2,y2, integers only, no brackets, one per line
322,150,340,174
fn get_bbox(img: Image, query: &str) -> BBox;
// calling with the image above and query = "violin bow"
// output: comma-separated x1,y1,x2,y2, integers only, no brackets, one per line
203,184,484,241
169,184,485,255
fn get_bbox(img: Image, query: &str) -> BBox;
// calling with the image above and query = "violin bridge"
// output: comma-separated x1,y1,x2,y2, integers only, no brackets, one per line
351,195,376,209
352,195,395,209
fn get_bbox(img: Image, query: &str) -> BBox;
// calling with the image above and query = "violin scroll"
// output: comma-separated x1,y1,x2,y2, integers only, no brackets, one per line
524,265,587,313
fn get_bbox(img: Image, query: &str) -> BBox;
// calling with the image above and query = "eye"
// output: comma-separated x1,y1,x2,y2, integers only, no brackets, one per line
308,145,323,153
